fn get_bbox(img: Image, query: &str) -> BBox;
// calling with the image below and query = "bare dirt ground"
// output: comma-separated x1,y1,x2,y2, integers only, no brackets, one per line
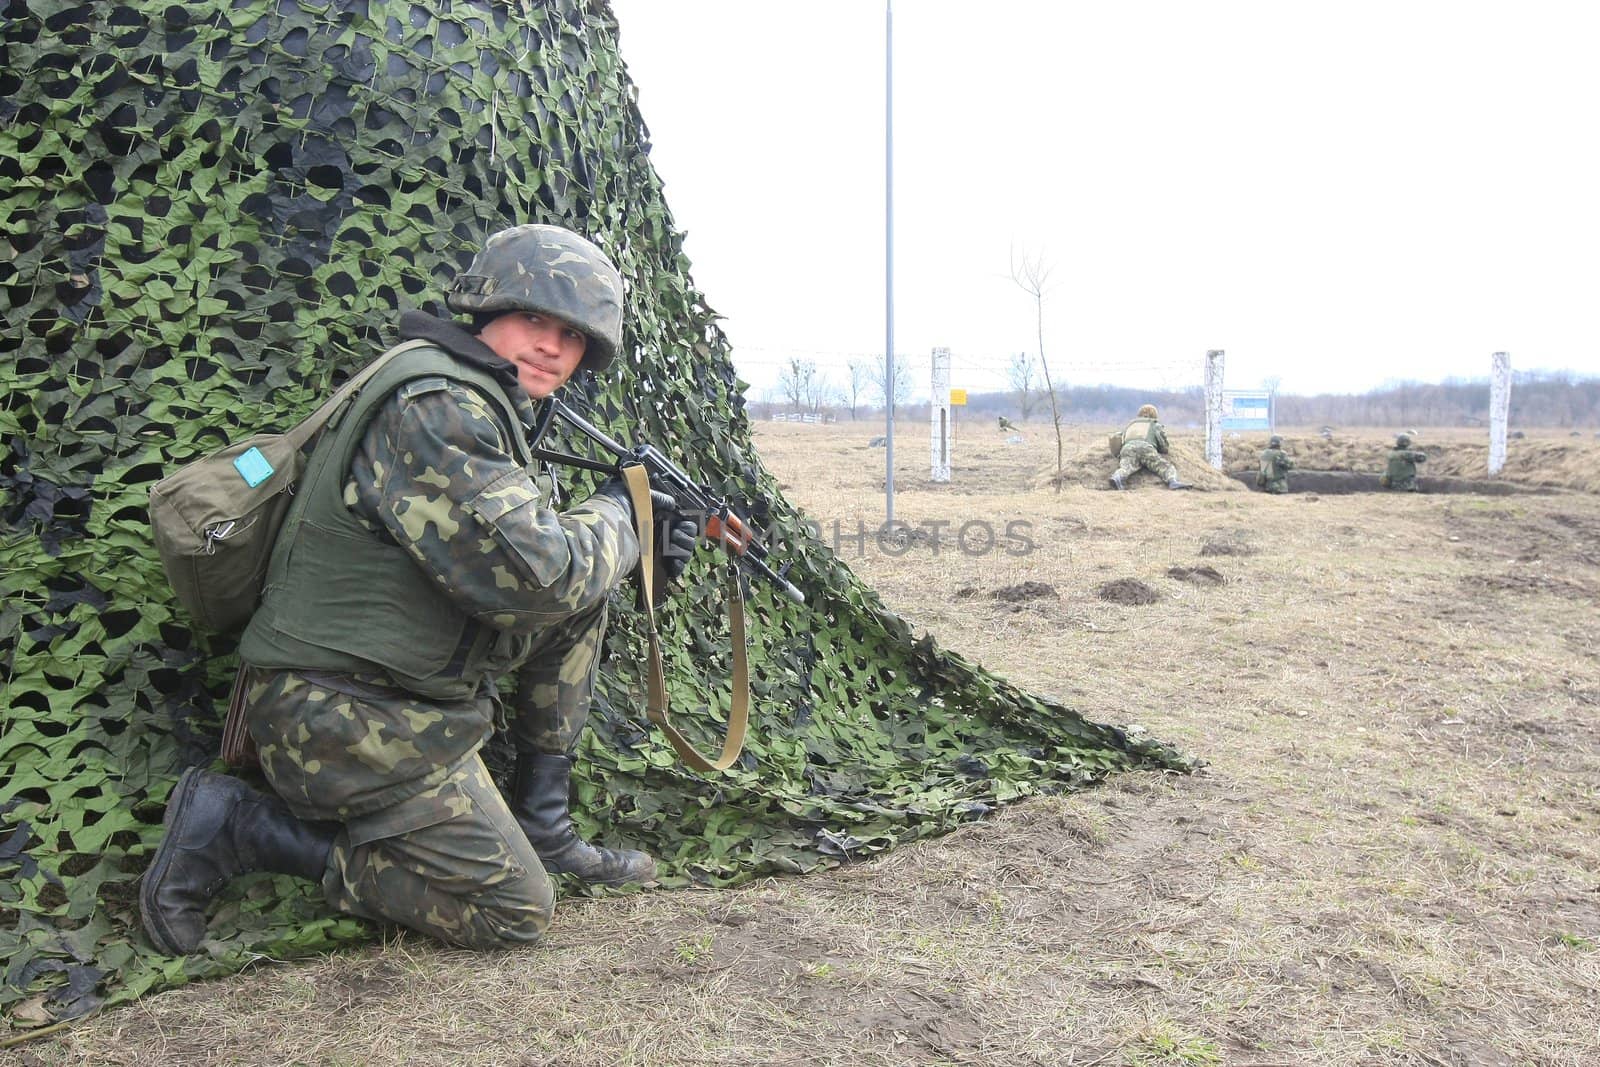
11,421,1600,1067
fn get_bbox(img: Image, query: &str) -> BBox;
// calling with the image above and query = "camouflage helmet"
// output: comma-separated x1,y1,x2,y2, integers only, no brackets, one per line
1268,435,1283,448
1396,433,1412,448
447,224,624,371
1137,403,1159,419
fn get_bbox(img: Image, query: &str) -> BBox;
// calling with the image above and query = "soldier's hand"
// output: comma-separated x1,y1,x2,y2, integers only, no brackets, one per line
591,477,674,530
656,499,700,582
593,480,698,580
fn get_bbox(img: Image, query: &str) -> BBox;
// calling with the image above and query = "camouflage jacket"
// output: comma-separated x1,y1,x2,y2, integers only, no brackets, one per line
1121,417,1170,455
1383,448,1427,488
1257,447,1294,484
249,312,640,819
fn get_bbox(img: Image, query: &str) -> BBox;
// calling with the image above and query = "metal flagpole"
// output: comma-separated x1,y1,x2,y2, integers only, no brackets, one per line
884,0,895,525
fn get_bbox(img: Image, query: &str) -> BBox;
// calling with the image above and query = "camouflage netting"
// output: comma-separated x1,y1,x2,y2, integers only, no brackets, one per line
0,0,1188,1034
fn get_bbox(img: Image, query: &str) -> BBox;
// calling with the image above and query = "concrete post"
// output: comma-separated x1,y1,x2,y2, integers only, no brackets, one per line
930,347,951,483
1204,349,1225,470
1489,351,1511,476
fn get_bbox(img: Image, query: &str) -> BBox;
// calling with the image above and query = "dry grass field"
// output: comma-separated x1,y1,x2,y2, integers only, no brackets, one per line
10,420,1600,1067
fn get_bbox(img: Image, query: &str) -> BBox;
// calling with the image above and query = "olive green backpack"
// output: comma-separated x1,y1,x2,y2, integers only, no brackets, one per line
147,339,429,632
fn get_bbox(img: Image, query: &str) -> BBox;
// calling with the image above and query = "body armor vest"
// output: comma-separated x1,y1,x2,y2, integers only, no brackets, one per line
240,345,532,700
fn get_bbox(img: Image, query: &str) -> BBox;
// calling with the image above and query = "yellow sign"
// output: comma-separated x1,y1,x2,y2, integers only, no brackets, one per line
949,389,967,406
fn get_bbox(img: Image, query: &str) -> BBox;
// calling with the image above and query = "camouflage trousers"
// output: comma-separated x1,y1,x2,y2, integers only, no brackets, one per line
249,600,612,949
1116,440,1177,483
321,754,554,949
506,596,609,755
1258,476,1289,494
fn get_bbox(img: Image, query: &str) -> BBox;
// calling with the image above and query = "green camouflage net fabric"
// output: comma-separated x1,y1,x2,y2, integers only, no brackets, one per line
0,0,1188,1032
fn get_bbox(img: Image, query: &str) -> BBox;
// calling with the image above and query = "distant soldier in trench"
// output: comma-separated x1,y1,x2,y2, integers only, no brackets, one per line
1111,403,1192,490
1380,433,1428,491
1255,435,1294,494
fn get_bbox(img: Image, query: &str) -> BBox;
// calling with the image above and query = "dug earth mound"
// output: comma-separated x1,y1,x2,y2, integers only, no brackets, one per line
994,581,1059,603
1166,565,1225,586
1096,578,1160,605
1040,438,1241,492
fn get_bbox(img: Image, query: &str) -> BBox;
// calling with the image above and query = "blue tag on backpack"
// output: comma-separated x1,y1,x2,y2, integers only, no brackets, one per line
233,447,275,488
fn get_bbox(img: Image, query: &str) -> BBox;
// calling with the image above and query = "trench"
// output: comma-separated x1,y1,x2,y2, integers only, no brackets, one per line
1225,470,1560,496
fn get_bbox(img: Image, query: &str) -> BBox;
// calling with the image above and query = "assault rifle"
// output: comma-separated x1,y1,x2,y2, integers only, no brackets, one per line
532,397,805,605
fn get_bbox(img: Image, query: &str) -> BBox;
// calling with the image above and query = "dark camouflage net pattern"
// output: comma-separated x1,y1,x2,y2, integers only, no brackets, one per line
0,0,1191,1032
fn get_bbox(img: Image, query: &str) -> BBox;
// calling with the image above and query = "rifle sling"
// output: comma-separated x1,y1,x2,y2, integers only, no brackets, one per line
620,463,751,772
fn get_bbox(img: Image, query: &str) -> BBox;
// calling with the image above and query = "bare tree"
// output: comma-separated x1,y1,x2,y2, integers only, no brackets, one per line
777,356,817,413
1008,351,1039,421
809,370,836,415
846,359,870,420
868,356,912,411
1010,248,1065,484
1260,374,1283,432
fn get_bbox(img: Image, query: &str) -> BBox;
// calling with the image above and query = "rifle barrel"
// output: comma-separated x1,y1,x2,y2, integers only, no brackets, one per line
550,398,630,459
545,397,804,605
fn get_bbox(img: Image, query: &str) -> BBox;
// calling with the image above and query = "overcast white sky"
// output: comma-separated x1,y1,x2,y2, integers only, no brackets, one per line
607,1,1600,401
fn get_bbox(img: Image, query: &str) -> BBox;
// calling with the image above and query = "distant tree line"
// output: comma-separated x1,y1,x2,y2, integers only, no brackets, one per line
961,383,1210,426
1272,373,1599,428
748,371,1598,429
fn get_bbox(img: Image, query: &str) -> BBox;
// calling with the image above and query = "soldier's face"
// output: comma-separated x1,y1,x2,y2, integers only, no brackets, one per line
478,311,588,398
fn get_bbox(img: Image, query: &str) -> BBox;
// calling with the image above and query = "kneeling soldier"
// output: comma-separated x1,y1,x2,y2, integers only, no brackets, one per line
142,225,697,954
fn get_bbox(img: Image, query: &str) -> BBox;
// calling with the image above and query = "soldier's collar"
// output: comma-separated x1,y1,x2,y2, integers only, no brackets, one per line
396,310,520,390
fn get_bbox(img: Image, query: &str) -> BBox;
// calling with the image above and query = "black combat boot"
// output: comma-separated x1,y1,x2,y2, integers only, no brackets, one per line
1167,476,1193,490
509,753,656,886
141,768,336,955
1109,471,1126,490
